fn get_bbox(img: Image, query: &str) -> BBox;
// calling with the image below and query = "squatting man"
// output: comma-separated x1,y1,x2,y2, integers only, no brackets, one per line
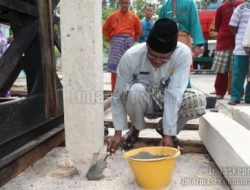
107,18,206,152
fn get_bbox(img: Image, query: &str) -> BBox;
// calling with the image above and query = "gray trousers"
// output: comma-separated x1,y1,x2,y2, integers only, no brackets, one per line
122,83,192,135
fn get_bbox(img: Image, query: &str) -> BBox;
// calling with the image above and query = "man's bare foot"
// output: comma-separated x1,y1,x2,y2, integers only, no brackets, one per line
161,136,174,147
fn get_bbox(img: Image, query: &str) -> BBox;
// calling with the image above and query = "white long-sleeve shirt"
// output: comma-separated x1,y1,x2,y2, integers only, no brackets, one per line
242,18,250,48
229,2,250,55
111,42,192,136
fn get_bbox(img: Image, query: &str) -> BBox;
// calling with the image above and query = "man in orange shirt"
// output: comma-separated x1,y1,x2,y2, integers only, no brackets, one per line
103,0,142,91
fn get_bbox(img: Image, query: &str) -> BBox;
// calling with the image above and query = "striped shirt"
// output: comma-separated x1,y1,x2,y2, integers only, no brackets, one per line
242,17,250,48
229,2,250,55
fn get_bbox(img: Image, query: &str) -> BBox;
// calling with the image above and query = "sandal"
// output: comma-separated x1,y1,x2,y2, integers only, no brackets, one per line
228,100,239,105
120,127,139,150
156,126,164,137
104,123,109,136
156,124,178,148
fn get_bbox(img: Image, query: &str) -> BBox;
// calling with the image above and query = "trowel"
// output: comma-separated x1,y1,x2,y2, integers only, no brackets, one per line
86,151,111,180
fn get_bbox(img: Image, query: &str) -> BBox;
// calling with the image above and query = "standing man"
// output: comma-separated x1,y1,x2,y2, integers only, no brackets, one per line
211,0,242,99
107,19,206,152
159,0,205,57
228,0,250,105
139,3,155,43
103,0,142,91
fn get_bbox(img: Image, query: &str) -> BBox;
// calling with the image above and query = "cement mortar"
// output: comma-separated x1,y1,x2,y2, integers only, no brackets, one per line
86,159,107,180
130,151,168,159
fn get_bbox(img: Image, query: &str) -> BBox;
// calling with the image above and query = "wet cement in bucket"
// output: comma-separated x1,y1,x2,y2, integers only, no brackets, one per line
130,151,169,159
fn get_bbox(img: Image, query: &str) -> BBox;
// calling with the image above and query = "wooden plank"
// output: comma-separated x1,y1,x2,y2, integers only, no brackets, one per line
53,15,60,24
0,90,64,158
38,0,59,117
52,0,60,11
25,48,44,95
0,0,38,17
0,127,65,188
0,125,64,168
0,114,63,159
0,13,10,23
0,19,38,96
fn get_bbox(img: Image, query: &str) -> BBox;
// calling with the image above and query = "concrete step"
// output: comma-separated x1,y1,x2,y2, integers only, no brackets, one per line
206,98,250,132
230,106,250,131
191,75,250,131
199,112,250,190
177,130,207,154
105,128,206,154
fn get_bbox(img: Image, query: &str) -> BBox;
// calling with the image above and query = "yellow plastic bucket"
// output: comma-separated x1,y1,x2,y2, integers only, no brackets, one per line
123,146,180,190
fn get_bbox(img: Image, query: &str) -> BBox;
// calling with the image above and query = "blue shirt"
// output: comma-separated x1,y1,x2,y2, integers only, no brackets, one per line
139,17,155,43
207,0,223,10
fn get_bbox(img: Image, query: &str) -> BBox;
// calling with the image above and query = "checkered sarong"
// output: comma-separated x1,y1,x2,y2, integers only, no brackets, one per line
122,79,206,119
211,50,233,74
107,35,134,73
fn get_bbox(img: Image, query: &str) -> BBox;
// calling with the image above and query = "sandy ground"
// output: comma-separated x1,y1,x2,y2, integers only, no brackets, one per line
1,147,229,190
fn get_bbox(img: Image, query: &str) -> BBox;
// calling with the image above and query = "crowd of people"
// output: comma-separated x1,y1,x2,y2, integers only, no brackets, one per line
102,0,250,152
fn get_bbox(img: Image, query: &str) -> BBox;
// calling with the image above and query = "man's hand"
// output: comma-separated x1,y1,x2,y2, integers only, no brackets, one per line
192,46,204,58
161,135,174,147
107,131,122,153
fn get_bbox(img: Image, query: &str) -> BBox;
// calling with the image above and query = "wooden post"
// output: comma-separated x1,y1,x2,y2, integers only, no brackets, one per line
38,0,59,117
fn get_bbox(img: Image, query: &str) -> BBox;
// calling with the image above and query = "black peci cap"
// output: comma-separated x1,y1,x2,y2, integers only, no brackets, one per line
147,18,178,53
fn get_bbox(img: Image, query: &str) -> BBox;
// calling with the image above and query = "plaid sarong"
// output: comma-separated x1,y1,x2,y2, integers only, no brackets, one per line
145,86,206,119
107,35,134,73
122,79,206,119
211,50,233,74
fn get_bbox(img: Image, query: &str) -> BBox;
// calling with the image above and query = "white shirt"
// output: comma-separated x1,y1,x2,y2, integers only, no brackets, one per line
229,2,250,55
242,17,250,48
111,42,192,136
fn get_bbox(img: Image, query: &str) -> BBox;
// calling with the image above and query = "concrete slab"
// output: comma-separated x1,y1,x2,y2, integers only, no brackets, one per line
191,74,250,132
177,130,207,154
231,106,250,131
2,147,229,190
199,112,250,190
177,130,202,145
106,128,206,154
